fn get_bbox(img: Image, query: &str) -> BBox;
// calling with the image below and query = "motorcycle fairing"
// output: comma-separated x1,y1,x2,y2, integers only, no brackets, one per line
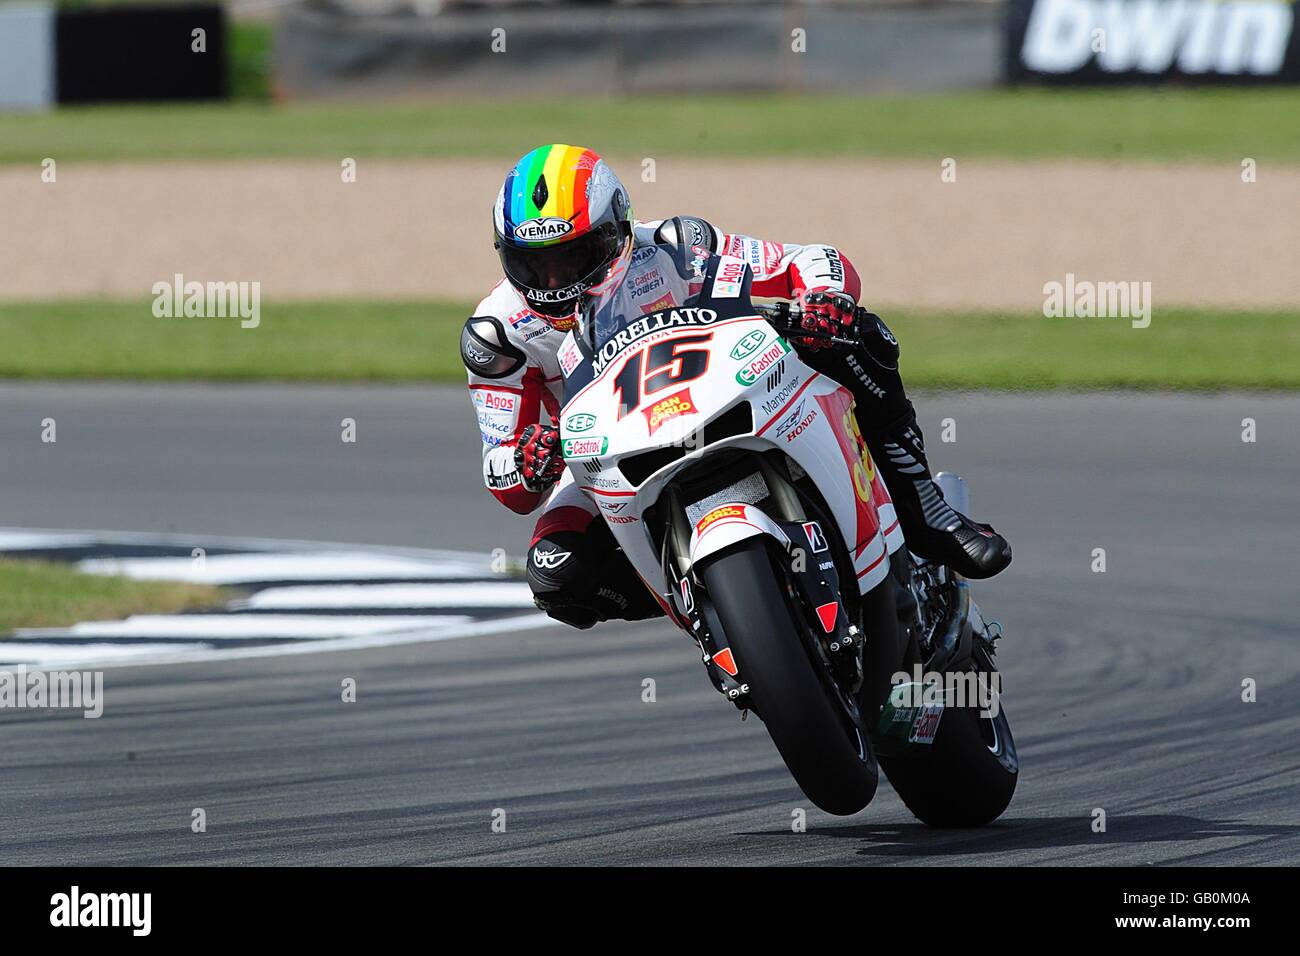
558,246,899,619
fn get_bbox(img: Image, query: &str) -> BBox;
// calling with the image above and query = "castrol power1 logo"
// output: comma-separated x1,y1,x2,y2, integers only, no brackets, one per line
562,435,608,458
695,505,746,534
735,339,790,386
642,388,697,435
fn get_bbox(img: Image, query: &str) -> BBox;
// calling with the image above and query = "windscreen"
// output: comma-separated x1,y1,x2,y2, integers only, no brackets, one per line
580,242,707,351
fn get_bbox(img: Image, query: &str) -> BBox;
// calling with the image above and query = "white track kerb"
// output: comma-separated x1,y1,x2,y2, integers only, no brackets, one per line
0,529,556,670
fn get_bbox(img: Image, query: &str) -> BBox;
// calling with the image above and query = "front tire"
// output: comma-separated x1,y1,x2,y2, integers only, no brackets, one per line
700,539,878,816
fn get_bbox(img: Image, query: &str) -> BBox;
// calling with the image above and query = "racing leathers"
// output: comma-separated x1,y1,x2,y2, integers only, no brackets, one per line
460,216,1011,629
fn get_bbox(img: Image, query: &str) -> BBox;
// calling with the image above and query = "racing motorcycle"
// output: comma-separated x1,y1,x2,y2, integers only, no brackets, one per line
557,242,1018,823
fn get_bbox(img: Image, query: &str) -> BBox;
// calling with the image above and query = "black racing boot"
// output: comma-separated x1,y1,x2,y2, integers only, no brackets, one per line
871,407,1012,579
820,309,1012,580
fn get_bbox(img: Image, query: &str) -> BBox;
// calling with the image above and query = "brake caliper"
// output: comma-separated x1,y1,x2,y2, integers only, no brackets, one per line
778,519,863,693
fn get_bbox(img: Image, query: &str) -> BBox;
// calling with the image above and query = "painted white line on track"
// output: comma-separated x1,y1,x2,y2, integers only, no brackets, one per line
237,581,537,610
0,527,558,670
0,642,203,666
2,615,558,670
78,551,489,584
17,614,475,640
0,531,101,550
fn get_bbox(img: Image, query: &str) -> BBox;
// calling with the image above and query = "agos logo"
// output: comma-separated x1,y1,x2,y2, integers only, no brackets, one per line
474,391,516,412
712,256,746,298
717,259,745,284
514,217,574,242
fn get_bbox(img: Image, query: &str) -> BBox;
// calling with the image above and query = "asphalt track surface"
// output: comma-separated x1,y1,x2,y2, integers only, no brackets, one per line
1,383,1298,865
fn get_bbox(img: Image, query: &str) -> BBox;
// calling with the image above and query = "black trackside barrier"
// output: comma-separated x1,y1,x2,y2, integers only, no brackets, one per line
55,4,227,104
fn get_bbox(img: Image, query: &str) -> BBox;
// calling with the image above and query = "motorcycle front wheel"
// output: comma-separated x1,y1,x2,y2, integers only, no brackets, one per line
700,538,878,816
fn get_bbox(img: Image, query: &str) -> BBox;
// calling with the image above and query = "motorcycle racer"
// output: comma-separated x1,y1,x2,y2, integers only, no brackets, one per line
461,144,1011,629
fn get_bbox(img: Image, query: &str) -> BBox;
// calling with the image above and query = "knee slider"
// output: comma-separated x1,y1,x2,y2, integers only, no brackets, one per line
526,531,587,599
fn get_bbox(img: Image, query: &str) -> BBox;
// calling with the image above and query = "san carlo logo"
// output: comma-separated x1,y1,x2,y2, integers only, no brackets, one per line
565,412,597,433
729,330,768,361
514,217,574,242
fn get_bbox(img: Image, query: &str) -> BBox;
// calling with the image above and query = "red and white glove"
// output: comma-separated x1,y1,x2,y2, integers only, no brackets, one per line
794,289,858,351
514,424,565,493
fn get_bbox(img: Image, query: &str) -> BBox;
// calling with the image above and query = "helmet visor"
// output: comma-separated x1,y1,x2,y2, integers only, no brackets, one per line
499,222,624,302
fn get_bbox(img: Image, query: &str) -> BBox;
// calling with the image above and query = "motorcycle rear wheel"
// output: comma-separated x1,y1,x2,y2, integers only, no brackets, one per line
879,665,1018,827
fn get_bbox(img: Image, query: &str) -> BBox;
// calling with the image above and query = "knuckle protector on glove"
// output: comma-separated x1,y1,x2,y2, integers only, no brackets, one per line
515,425,562,490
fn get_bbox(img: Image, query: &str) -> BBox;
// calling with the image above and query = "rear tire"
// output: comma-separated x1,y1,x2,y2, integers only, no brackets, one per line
879,690,1018,827
700,539,878,816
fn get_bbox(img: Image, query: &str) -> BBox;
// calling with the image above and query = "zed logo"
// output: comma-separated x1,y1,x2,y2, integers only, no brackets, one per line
565,412,596,433
730,330,767,361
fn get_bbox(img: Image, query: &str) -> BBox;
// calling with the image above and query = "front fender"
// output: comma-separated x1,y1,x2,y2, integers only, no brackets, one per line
688,502,791,573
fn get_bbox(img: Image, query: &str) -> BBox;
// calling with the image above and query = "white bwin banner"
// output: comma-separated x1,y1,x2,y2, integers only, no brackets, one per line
1008,0,1299,81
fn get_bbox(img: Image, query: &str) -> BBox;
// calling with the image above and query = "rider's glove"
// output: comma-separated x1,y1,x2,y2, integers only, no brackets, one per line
794,288,859,351
514,424,565,493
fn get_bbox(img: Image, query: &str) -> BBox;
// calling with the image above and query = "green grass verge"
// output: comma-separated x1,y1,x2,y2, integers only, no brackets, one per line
1,300,1295,390
0,300,465,382
228,21,274,103
0,557,229,633
3,89,1299,164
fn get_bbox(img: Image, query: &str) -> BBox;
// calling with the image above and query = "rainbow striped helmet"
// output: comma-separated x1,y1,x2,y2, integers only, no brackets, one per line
494,144,633,320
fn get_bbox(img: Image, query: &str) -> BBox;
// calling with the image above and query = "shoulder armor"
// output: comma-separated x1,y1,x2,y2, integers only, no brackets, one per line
461,315,526,379
655,215,719,253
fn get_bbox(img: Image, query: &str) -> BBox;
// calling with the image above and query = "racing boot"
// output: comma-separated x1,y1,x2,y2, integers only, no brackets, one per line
869,405,1011,579
834,310,1012,580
